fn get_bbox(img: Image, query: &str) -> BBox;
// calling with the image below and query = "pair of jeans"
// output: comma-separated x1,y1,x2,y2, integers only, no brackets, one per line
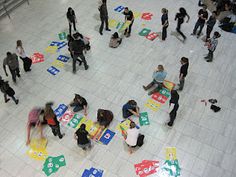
73,53,88,72
193,20,205,36
50,124,63,138
124,20,134,35
179,77,185,90
69,21,76,35
9,67,20,82
176,21,186,39
20,57,32,72
99,16,109,33
162,25,168,40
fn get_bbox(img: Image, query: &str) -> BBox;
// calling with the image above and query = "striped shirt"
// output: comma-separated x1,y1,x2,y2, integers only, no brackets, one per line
208,37,218,51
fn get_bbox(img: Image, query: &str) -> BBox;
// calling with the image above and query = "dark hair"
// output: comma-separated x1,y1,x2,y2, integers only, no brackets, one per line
80,123,86,130
203,5,207,9
212,11,217,15
179,7,187,15
112,32,119,39
214,31,221,38
125,7,128,10
130,121,136,129
128,100,137,106
181,57,189,63
6,52,11,56
68,7,72,12
73,32,83,40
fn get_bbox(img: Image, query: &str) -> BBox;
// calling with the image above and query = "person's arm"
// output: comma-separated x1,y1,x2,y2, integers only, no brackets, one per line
168,103,175,113
128,109,139,117
37,123,44,139
186,13,190,23
84,105,88,116
179,72,184,79
3,61,8,76
175,14,177,21
26,123,31,145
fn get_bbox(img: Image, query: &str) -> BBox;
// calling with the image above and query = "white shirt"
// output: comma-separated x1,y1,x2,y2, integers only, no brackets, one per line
125,128,139,146
16,46,27,58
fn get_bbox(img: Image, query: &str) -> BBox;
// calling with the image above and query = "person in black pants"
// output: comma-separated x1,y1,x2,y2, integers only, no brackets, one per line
67,7,77,35
206,11,217,40
99,0,111,35
161,8,169,41
16,40,32,72
123,7,134,37
178,57,189,91
191,5,208,38
175,8,190,41
71,33,89,73
166,90,179,127
0,79,19,104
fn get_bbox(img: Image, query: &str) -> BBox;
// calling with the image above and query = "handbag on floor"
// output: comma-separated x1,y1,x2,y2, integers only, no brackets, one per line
136,134,145,147
210,105,221,112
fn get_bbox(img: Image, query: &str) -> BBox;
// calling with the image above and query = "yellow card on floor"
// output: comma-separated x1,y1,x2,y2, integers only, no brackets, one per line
144,99,161,112
118,21,131,32
109,19,118,28
133,11,141,18
30,138,47,149
163,80,176,91
52,60,64,68
76,116,88,129
45,46,57,54
165,147,177,160
116,119,131,133
27,148,48,161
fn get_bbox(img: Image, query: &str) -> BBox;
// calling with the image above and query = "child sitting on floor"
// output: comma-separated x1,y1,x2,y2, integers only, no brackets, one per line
109,32,122,48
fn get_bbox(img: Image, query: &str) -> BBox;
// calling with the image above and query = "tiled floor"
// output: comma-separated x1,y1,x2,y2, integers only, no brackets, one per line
0,0,236,176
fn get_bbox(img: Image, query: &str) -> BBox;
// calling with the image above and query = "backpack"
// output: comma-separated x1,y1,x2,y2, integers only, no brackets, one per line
210,105,221,112
0,81,9,93
136,134,145,147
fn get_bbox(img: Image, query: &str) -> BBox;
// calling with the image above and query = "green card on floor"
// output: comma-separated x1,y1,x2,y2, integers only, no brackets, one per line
58,32,67,40
139,112,150,126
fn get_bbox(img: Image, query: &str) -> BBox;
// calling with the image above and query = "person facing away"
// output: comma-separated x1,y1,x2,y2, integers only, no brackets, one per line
192,5,208,38
74,123,92,150
175,7,190,41
178,57,189,91
67,7,77,35
109,32,122,48
123,7,134,37
0,79,19,104
122,100,140,119
16,40,32,72
161,8,169,41
143,65,167,95
125,121,140,154
204,31,221,62
3,52,20,83
99,0,111,35
70,94,88,115
165,90,179,128
97,109,113,128
206,11,217,40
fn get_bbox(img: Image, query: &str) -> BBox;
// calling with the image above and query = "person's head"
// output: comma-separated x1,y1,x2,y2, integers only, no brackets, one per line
112,32,119,39
130,121,136,129
180,57,189,65
16,40,22,47
45,102,54,114
213,31,221,38
6,52,12,57
124,7,129,13
212,11,217,18
75,94,82,100
157,65,164,72
68,7,73,13
80,123,86,130
128,100,137,107
203,5,207,11
179,7,186,15
162,8,168,14
102,0,106,4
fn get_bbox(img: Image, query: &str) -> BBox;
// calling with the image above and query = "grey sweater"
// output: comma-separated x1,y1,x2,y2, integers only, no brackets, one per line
3,53,19,70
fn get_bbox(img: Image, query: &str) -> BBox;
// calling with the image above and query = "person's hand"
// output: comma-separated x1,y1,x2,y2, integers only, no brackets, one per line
84,112,88,117
26,140,30,146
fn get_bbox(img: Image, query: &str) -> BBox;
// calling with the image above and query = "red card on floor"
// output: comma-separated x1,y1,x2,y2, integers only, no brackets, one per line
146,32,159,41
151,92,168,104
31,52,44,64
59,110,74,126
135,160,159,177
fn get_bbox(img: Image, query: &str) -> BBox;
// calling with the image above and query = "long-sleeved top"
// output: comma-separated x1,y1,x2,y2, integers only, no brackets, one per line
99,3,108,19
152,71,167,83
71,39,85,55
208,37,218,51
3,53,19,70
207,15,216,28
67,10,76,23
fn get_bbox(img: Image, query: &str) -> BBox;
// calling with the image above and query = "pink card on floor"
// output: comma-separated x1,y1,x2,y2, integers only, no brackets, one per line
59,110,74,126
31,52,45,64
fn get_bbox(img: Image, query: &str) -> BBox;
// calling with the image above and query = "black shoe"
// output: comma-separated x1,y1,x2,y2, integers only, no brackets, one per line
99,31,103,35
206,60,212,62
143,85,147,91
59,133,65,139
191,33,195,36
15,99,19,105
73,70,76,74
204,56,209,59
106,28,111,31
79,61,82,66
85,65,89,70
5,99,10,103
17,74,21,78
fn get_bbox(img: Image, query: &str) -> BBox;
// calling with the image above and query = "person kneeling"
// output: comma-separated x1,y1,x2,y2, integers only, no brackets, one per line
74,124,92,151
122,100,140,119
70,94,88,115
97,109,113,128
109,32,122,48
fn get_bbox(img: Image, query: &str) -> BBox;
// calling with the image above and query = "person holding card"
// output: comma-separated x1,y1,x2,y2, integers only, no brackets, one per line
122,100,140,119
74,124,92,150
123,7,134,37
125,122,139,154
97,109,113,128
16,40,32,72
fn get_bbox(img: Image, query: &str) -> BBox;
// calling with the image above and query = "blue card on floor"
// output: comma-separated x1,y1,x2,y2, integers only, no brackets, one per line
54,104,68,118
114,5,124,12
99,129,115,145
82,169,91,177
57,55,70,62
47,66,60,75
89,167,104,177
50,41,67,50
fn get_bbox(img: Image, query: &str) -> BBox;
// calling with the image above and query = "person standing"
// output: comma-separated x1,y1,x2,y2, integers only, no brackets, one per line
16,40,32,72
0,79,19,104
123,7,134,37
165,90,179,128
44,102,65,139
99,0,111,35
204,31,221,62
71,33,89,73
175,7,190,41
161,8,169,41
178,57,189,91
143,65,167,95
74,124,92,150
67,7,77,35
191,5,208,38
3,52,20,83
206,11,217,40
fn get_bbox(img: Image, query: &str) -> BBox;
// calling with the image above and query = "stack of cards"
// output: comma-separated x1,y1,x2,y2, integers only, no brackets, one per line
42,155,66,176
82,167,104,177
134,160,159,177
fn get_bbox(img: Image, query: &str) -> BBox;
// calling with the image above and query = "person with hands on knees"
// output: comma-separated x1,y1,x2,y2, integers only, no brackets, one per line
143,65,167,95
26,108,46,145
74,123,92,151
70,94,88,115
122,100,140,119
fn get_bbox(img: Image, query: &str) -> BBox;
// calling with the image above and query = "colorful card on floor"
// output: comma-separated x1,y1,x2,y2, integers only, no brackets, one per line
116,22,124,29
116,119,131,134
133,11,141,18
82,169,91,177
108,19,118,28
139,112,150,126
134,160,159,177
144,99,161,112
163,80,176,91
31,52,45,64
151,92,168,104
165,147,177,160
159,88,171,98
139,28,151,36
27,148,48,161
52,60,64,68
114,5,124,12
58,32,67,40
47,66,60,75
89,167,104,177
67,114,83,128
118,21,131,32
42,155,66,176
146,32,159,41
57,55,70,62
59,110,74,126
141,12,153,20
50,41,67,50
99,129,115,145
161,159,181,177
29,138,47,149
45,46,58,54
54,104,68,118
